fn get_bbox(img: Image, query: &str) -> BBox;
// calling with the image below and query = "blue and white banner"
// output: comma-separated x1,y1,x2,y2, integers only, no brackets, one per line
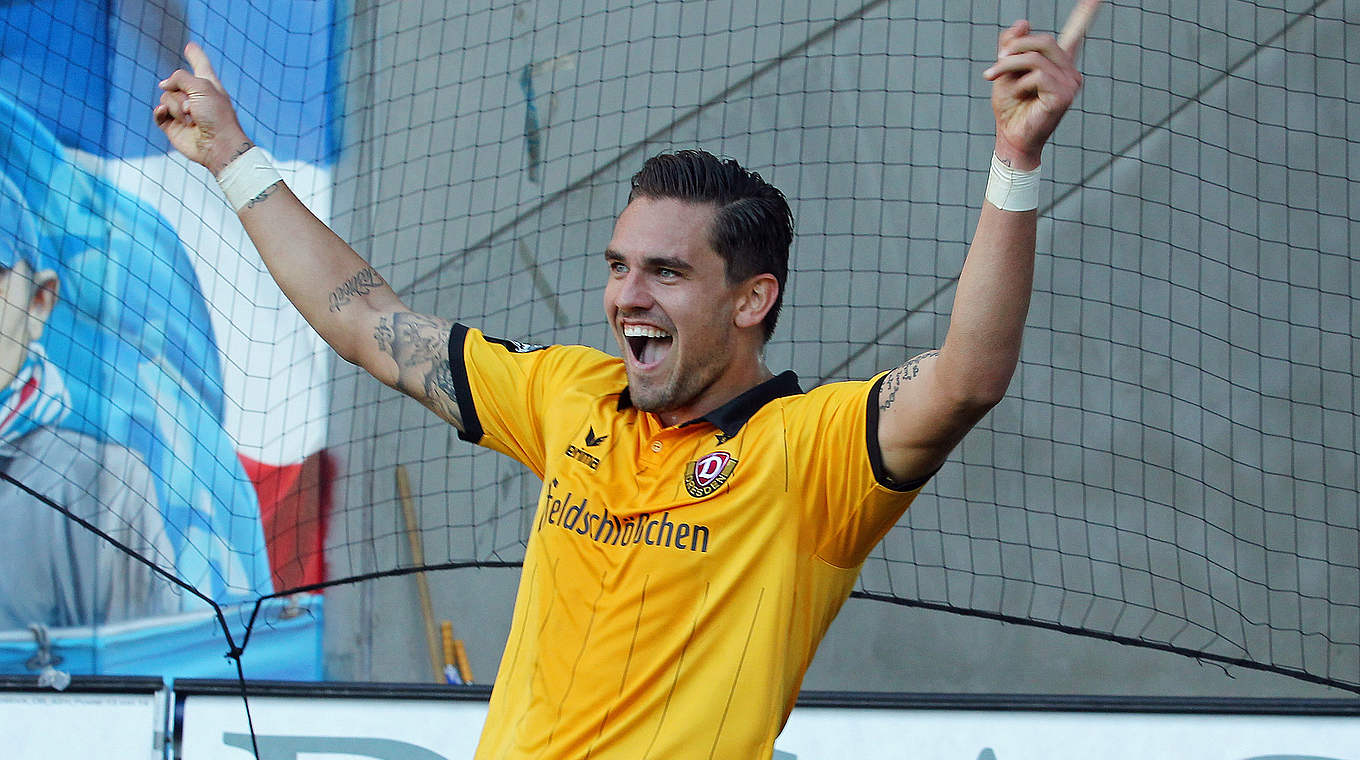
0,0,340,676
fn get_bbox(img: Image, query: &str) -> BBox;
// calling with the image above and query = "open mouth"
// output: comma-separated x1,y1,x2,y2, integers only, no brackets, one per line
623,324,673,367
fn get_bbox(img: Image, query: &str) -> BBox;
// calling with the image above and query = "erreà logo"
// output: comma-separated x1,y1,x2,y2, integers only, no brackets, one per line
685,451,738,498
484,334,549,353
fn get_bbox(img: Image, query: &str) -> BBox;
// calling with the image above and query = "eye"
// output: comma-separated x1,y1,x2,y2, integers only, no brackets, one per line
608,261,627,275
657,267,678,279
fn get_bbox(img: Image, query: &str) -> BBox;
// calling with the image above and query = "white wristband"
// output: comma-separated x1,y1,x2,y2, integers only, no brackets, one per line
216,146,283,212
985,153,1041,212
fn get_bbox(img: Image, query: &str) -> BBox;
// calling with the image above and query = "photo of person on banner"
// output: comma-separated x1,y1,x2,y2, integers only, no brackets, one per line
0,172,178,629
0,92,274,631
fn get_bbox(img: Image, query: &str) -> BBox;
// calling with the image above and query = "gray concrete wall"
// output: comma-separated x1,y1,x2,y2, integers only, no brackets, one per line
317,0,1358,698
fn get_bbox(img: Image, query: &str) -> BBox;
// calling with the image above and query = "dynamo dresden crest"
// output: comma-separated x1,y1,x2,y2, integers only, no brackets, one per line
685,451,738,498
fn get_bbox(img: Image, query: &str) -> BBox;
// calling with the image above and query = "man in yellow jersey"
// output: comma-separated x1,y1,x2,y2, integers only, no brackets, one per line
156,2,1097,756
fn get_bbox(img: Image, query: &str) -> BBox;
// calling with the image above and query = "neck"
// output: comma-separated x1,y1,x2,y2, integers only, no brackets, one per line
0,348,31,392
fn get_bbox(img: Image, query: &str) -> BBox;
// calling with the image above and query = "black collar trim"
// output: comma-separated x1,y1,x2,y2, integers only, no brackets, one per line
616,370,803,438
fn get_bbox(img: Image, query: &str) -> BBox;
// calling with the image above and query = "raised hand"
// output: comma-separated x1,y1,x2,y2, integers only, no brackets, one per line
984,0,1100,169
153,42,251,176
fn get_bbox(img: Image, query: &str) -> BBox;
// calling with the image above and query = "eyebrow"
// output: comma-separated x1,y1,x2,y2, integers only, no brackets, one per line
604,249,693,273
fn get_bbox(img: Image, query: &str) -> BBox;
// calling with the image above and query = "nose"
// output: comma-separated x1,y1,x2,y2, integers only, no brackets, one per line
610,269,653,312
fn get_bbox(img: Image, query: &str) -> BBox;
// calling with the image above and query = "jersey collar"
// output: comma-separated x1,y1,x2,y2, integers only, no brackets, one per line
617,370,804,439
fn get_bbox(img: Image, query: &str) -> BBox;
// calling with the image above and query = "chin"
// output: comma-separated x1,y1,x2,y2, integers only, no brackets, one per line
625,383,668,413
625,372,687,415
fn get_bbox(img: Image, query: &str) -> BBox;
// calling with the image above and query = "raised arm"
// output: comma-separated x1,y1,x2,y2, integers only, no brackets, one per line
154,44,463,430
876,1,1099,484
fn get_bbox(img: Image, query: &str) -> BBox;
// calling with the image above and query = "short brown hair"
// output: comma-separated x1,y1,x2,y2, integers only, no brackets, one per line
629,150,793,342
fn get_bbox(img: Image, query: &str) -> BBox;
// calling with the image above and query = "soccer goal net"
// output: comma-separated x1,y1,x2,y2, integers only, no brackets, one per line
0,0,1354,696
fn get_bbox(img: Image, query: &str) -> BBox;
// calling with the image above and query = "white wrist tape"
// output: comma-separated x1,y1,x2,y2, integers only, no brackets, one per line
216,146,283,212
985,153,1041,212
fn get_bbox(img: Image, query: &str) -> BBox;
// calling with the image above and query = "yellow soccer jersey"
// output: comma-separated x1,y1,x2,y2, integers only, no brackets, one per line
449,325,927,759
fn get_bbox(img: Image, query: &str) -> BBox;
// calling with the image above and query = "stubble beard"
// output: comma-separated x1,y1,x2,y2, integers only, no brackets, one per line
626,340,729,418
626,364,686,414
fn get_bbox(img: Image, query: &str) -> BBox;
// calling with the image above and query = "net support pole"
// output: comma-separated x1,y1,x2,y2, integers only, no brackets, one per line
397,465,444,684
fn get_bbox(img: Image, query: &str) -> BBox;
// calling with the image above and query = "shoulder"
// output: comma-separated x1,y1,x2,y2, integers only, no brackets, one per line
779,376,882,423
0,428,105,521
11,427,149,470
6,426,96,472
771,376,900,480
5,427,156,499
456,324,624,386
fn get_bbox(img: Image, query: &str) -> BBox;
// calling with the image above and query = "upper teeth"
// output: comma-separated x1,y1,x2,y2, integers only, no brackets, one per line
623,325,670,339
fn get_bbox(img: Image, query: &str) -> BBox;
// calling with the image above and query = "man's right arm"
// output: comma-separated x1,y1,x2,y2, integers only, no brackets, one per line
154,43,463,429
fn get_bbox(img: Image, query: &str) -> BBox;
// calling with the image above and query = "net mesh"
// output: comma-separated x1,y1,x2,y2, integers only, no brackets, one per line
1,0,1356,694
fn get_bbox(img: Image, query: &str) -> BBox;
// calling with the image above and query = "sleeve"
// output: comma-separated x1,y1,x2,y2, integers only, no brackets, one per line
447,324,614,477
94,443,179,623
792,374,932,569
13,431,178,626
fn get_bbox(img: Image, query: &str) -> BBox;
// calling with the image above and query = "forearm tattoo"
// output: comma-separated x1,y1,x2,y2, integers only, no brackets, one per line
245,180,283,209
374,312,459,418
879,351,940,413
329,266,386,312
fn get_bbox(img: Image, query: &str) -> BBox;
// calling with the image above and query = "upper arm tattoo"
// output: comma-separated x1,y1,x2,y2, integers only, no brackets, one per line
374,312,461,425
878,350,939,413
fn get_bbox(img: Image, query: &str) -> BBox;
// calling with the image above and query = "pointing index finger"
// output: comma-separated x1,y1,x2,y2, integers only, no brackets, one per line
183,42,222,87
1057,0,1102,56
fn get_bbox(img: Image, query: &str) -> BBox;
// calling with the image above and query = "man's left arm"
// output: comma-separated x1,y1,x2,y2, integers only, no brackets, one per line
876,2,1099,485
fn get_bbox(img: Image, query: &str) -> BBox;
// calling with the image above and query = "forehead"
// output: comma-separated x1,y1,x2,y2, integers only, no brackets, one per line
608,197,720,264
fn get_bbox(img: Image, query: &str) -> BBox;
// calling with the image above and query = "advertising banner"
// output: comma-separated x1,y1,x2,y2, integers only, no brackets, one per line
181,693,486,759
2,686,164,760
775,706,1360,760
177,689,1360,760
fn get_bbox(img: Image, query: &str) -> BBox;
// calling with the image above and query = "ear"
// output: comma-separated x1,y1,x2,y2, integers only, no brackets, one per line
23,269,59,342
732,273,778,331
